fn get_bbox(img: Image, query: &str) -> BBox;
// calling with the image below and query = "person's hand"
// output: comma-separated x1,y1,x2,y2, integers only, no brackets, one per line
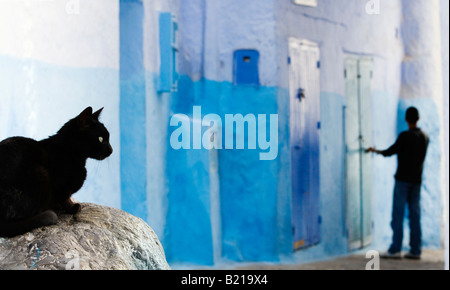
365,147,376,153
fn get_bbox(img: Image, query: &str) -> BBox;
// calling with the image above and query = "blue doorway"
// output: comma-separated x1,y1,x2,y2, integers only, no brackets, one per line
288,38,321,250
344,57,373,250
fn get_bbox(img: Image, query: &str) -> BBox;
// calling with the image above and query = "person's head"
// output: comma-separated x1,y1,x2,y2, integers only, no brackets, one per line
405,107,420,127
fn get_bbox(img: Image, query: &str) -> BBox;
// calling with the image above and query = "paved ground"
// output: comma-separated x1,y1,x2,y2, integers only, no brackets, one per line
233,249,446,270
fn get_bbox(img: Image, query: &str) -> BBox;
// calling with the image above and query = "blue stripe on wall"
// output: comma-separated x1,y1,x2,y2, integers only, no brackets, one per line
119,0,147,221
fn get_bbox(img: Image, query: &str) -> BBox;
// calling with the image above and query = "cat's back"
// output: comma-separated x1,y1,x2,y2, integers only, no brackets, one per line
0,137,42,182
0,136,40,155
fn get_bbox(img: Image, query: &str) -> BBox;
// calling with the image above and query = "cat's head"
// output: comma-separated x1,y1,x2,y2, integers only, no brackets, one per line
71,107,113,160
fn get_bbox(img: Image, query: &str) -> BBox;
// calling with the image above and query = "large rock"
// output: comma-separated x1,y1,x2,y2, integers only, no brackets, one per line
0,203,170,270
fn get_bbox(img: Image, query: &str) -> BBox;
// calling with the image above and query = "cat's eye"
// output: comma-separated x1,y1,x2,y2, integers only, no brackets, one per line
99,137,104,143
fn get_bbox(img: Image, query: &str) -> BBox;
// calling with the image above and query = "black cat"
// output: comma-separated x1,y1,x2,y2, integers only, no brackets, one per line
0,107,113,237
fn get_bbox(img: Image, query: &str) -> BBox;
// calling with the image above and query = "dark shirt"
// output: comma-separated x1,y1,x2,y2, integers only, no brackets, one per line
381,128,429,184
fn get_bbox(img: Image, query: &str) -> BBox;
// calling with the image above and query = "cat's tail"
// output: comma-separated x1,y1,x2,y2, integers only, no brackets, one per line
0,210,58,238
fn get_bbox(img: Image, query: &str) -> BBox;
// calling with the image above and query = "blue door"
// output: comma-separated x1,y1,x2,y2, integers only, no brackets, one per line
289,38,321,250
344,57,373,250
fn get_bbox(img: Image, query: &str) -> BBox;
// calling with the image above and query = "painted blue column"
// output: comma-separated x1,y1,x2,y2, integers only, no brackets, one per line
119,0,147,221
399,0,444,248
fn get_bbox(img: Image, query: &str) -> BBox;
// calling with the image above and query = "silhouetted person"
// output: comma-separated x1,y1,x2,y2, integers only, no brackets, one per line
367,107,429,260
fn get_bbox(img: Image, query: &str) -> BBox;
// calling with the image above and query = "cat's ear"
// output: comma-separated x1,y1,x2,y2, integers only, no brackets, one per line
79,107,93,118
78,107,93,128
92,107,104,121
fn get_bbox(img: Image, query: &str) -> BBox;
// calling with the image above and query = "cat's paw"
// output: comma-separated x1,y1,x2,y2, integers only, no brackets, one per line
62,200,82,214
68,203,82,214
39,210,58,226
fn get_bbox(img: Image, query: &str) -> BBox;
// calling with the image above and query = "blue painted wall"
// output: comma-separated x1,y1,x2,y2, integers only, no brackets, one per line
1,0,446,268
163,76,282,264
397,98,443,249
370,90,400,249
120,0,147,221
215,83,279,262
165,117,215,264
318,92,348,256
148,0,446,266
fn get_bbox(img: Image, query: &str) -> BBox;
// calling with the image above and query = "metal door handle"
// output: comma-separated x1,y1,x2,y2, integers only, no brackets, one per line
296,88,305,102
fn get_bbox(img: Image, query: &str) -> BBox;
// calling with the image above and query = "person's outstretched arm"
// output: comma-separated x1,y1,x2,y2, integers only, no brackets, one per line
366,133,404,157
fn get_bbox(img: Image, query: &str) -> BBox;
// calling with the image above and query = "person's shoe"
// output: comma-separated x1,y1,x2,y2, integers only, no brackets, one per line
380,251,402,259
404,252,421,260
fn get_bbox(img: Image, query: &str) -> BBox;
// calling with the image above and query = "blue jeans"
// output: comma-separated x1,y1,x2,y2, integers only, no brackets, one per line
388,181,422,255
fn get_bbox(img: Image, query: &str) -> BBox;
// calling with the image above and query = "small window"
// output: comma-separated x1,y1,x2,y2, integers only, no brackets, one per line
233,50,260,86
158,12,178,93
292,0,318,7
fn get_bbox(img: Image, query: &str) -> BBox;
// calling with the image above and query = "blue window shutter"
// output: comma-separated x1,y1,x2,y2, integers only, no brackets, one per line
158,12,178,93
233,50,260,86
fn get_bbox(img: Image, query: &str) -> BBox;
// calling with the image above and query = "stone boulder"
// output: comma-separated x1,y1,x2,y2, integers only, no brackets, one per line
0,203,170,270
